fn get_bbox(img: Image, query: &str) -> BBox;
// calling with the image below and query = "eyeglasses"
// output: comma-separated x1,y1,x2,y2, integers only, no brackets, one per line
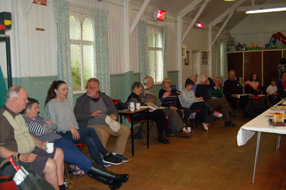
86,86,99,90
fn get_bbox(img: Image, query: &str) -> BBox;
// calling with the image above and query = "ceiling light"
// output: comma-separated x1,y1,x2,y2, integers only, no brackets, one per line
246,7,286,14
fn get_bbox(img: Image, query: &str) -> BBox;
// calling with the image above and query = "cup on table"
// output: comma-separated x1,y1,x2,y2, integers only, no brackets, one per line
46,142,54,153
237,94,240,99
128,102,135,112
136,103,140,110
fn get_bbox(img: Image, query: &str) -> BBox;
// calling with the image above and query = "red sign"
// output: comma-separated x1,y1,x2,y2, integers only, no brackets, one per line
157,10,166,21
33,0,47,6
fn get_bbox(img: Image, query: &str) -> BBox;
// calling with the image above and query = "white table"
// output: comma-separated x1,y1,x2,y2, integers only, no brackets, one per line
237,105,286,183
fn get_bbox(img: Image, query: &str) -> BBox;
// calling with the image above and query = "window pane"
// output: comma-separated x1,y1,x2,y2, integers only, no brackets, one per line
155,50,163,82
82,18,94,41
83,45,94,85
148,29,155,47
156,31,162,48
148,50,155,79
71,44,81,91
69,15,81,40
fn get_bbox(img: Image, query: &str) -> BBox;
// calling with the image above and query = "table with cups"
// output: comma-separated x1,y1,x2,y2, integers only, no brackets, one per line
237,101,286,183
118,102,150,156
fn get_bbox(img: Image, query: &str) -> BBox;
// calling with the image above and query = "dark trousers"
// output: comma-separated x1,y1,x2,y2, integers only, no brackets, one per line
58,128,108,167
190,101,215,123
132,109,170,138
176,108,192,124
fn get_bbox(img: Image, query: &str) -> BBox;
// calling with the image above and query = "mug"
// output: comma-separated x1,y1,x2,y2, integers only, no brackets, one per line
237,95,240,99
46,142,54,153
136,103,140,110
128,102,135,112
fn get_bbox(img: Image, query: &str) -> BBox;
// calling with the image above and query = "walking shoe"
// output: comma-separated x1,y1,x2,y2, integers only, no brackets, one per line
224,121,236,127
105,115,120,132
178,131,191,138
187,127,192,133
103,153,123,165
202,122,209,131
103,162,111,167
112,152,129,162
213,111,223,118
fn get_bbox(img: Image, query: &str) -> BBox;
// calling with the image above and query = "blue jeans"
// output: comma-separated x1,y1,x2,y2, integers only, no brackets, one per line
54,138,92,172
58,128,108,166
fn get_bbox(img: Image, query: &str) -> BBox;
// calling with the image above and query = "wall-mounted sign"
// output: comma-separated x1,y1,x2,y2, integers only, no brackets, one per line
33,0,47,6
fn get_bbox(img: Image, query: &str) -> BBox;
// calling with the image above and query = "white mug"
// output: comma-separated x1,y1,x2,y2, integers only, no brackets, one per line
237,95,240,99
128,102,135,112
46,142,54,153
136,103,140,110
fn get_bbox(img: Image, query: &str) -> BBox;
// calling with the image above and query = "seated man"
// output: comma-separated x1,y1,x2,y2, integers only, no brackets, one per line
74,78,130,162
0,86,65,190
140,76,190,138
205,77,236,127
127,82,171,144
223,70,248,112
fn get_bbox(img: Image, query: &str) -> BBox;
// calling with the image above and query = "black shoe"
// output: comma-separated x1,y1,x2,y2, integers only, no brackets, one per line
225,121,236,127
158,138,170,144
103,153,123,165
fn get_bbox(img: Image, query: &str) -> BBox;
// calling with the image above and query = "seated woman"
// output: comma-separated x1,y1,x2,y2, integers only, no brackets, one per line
44,80,122,167
180,78,219,131
126,82,172,144
159,77,192,131
245,73,262,95
23,98,129,190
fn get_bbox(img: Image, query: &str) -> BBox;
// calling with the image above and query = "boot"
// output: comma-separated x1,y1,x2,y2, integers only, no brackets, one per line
91,175,125,190
88,162,129,182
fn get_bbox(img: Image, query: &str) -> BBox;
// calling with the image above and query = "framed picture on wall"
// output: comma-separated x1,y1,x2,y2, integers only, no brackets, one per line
182,45,186,59
202,51,208,65
185,51,189,65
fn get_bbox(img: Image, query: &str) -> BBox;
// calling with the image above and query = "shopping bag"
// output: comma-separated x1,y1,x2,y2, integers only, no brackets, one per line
8,155,55,190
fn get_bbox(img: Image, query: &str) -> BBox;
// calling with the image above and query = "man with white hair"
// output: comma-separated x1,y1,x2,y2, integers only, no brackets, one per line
141,76,191,138
0,86,65,190
196,76,236,127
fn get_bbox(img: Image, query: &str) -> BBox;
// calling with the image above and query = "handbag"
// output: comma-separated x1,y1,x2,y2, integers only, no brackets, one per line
3,155,55,190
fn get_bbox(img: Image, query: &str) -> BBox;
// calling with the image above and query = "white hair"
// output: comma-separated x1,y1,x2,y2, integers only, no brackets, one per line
198,75,207,83
143,76,152,85
5,86,22,102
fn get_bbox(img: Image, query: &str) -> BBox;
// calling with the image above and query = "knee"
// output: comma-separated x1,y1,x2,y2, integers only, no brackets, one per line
44,158,57,175
120,125,130,136
55,148,64,162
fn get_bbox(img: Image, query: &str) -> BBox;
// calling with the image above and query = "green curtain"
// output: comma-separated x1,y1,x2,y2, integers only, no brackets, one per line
0,66,7,108
53,0,73,102
92,8,110,96
162,26,168,79
138,20,147,83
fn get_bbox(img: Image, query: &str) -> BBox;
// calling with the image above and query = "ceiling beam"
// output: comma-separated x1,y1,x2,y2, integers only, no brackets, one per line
236,2,286,12
130,0,151,35
178,0,203,18
211,10,234,46
182,0,210,42
211,0,245,27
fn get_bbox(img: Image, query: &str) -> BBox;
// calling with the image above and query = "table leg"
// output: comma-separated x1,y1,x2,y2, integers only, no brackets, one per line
130,115,134,156
252,132,261,184
147,109,149,149
276,135,281,151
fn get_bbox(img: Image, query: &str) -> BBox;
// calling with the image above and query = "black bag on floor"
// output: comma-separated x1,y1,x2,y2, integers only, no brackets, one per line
2,155,55,190
245,97,266,118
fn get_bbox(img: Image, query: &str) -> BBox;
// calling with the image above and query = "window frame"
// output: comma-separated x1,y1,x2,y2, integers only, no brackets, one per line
69,12,95,94
147,26,164,84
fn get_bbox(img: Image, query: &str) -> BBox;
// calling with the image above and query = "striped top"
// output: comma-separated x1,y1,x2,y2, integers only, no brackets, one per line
23,115,62,142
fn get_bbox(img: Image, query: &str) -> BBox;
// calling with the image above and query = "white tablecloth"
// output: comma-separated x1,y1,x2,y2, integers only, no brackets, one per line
237,108,286,146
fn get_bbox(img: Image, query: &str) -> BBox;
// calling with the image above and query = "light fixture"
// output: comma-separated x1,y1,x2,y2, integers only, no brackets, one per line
246,7,286,14
196,22,203,28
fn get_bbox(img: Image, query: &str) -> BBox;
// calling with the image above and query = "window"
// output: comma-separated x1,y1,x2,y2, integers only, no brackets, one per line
147,27,163,83
69,14,95,92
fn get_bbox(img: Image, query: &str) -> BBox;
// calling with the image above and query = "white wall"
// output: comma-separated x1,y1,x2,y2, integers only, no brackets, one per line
230,11,286,48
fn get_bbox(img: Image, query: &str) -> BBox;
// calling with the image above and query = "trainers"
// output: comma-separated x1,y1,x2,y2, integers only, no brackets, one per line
178,131,191,138
103,153,123,165
225,121,236,127
112,153,129,162
202,122,209,131
213,111,223,118
103,162,111,167
187,127,192,133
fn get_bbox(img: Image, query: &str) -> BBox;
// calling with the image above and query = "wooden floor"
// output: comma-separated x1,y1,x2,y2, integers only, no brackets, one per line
67,116,286,190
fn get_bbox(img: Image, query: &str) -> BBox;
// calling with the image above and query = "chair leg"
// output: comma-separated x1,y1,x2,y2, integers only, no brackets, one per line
65,163,70,179
151,121,156,139
140,122,146,142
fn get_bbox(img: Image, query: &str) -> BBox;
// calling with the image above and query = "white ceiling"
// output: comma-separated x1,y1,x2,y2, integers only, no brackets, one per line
131,0,285,30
